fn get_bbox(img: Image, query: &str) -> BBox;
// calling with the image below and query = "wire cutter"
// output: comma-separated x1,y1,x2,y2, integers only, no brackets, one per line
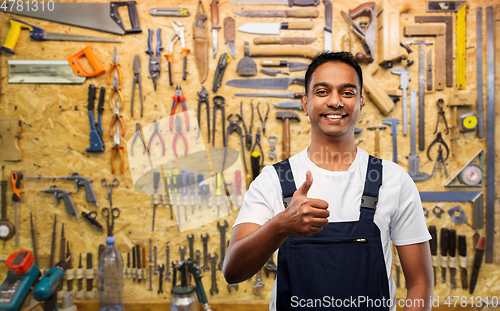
173,115,188,157
111,123,124,174
170,86,189,131
434,98,449,134
165,21,190,86
109,99,125,137
108,71,123,110
147,119,165,156
131,54,143,118
106,46,122,85
146,28,163,91
197,86,210,141
222,113,248,173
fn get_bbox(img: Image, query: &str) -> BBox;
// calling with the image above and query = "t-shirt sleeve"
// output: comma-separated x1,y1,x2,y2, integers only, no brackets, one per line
390,169,431,246
233,165,282,228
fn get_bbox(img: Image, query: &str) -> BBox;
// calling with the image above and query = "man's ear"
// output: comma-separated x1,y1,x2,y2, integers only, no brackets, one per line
301,95,308,116
359,96,364,110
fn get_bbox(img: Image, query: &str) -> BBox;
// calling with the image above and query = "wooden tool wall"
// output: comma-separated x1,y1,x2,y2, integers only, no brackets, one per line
1,0,500,305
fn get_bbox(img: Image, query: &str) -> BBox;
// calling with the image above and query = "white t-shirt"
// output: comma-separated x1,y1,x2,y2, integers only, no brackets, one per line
233,147,431,311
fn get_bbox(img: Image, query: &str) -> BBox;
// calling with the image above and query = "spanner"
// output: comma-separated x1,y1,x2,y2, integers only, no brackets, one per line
165,245,171,281
263,255,277,278
217,220,228,270
158,264,165,294
253,270,265,296
209,252,219,295
201,233,210,272
148,265,153,291
195,249,201,267
154,246,158,275
179,245,187,261
227,284,239,292
187,234,195,259
149,238,153,263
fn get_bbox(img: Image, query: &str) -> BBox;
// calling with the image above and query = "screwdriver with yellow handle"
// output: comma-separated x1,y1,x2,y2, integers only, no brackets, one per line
1,18,123,54
10,170,22,248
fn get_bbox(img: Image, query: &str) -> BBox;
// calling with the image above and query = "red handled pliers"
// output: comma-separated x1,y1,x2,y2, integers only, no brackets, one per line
146,119,165,156
170,86,189,131
173,115,188,157
109,99,125,137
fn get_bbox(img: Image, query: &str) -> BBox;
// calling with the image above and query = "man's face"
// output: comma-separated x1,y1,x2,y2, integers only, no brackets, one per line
301,61,363,138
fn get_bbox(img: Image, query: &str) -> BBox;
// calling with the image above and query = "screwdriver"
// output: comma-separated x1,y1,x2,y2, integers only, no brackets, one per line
11,170,22,247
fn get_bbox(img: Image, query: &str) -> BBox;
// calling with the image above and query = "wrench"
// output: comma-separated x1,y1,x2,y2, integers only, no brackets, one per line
253,270,265,296
187,234,195,259
227,284,239,292
195,249,201,267
201,233,210,272
165,245,171,281
179,245,187,261
158,264,165,294
209,252,219,295
149,238,153,263
217,220,228,270
263,255,277,278
148,265,153,291
154,246,158,275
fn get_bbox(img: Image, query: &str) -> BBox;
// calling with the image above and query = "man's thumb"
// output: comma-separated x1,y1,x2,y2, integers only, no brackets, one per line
295,171,313,197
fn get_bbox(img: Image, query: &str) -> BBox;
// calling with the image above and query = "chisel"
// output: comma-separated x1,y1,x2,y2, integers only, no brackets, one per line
440,227,449,283
469,236,485,294
428,225,438,286
448,229,457,289
458,235,468,290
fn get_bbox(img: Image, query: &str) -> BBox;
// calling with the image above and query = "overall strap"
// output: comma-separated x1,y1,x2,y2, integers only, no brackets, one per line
273,159,297,208
360,155,383,222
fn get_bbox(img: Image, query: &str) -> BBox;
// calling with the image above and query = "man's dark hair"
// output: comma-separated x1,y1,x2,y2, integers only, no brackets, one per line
304,51,363,96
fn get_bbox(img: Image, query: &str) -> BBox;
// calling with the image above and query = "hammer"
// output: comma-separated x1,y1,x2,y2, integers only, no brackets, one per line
382,118,401,163
367,126,387,158
276,111,301,159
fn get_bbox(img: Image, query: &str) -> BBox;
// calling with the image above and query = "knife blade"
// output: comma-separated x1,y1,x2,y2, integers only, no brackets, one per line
224,17,236,59
211,0,220,59
323,0,332,51
428,225,438,286
448,229,457,289
469,236,485,294
440,227,449,284
261,59,310,72
235,92,305,99
231,0,320,6
233,8,319,18
238,21,314,35
226,77,305,90
273,101,303,110
254,37,316,45
458,235,468,290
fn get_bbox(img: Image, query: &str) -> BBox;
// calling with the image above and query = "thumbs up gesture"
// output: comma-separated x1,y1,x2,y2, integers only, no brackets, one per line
280,171,329,237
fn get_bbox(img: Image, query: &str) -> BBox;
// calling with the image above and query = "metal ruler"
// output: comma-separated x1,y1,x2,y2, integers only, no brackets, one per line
485,5,495,264
456,4,466,89
476,7,485,138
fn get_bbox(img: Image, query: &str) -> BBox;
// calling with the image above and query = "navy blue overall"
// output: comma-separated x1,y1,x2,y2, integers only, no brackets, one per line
273,155,390,311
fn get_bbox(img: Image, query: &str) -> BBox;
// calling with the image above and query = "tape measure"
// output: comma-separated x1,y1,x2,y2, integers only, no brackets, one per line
460,112,478,132
456,4,466,89
459,164,483,186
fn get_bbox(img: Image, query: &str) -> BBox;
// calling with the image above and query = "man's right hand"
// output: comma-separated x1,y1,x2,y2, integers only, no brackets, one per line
279,170,330,237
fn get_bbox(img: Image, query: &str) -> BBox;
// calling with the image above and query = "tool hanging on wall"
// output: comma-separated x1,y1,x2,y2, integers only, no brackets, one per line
476,7,485,138
427,50,432,90
276,111,300,160
469,236,485,294
0,119,22,162
193,1,208,83
146,28,163,91
260,69,289,77
428,225,437,286
0,167,15,245
150,8,190,17
107,47,122,85
448,91,475,156
240,101,254,151
1,18,123,54
254,37,316,45
211,0,220,59
111,124,125,174
131,55,144,118
86,85,105,153
367,126,386,158
8,46,105,84
391,68,409,135
234,8,319,17
173,116,188,157
40,186,79,219
81,211,105,233
212,96,226,147
434,99,449,134
30,213,40,268
445,149,484,187
430,145,448,178
238,20,314,35
456,4,466,89
49,215,57,268
323,0,332,51
236,92,306,99
447,205,467,225
197,86,210,142
10,171,22,247
341,2,376,63
382,118,400,163
146,120,165,156
224,17,236,59
458,235,468,290
166,21,189,85
110,100,125,138
213,53,230,93
221,114,248,173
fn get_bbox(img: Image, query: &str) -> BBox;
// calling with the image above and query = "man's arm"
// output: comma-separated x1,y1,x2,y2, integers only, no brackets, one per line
397,242,433,311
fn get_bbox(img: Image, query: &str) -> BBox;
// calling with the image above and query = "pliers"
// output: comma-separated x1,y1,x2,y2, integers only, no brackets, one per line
109,99,125,137
250,127,264,168
131,54,144,118
173,115,188,157
240,101,253,151
131,123,145,156
222,113,247,173
197,86,210,141
165,21,190,86
108,71,123,110
212,95,225,146
111,123,124,174
146,29,163,91
170,86,189,131
147,119,165,156
106,46,122,86
257,102,270,135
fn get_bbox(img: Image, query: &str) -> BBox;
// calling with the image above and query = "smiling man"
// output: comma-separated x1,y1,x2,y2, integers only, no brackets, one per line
223,52,433,311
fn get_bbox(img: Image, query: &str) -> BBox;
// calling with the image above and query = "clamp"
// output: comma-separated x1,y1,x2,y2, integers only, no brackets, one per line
434,98,449,134
111,123,124,174
170,86,189,131
257,102,270,135
146,28,163,91
173,115,188,157
222,113,248,173
427,132,449,161
166,21,190,86
147,120,165,156
108,71,123,110
106,46,122,86
109,99,125,137
240,101,253,151
197,86,210,141
212,95,226,146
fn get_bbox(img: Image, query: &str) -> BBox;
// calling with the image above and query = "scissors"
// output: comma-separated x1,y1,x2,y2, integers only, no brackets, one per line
101,178,119,208
102,207,120,237
81,211,104,233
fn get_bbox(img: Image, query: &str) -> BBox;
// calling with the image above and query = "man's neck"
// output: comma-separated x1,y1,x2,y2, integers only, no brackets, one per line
307,134,357,172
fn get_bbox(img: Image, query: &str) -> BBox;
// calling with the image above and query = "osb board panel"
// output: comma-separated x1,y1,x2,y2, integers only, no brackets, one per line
0,0,499,305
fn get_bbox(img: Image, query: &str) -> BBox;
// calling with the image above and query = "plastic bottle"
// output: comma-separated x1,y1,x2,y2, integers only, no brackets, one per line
98,236,124,311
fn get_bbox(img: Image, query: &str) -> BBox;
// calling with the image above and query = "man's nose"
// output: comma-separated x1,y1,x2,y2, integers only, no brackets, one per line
327,91,341,108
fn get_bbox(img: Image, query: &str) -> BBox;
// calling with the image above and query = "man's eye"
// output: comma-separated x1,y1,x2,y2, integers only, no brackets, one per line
342,91,355,96
315,90,328,95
